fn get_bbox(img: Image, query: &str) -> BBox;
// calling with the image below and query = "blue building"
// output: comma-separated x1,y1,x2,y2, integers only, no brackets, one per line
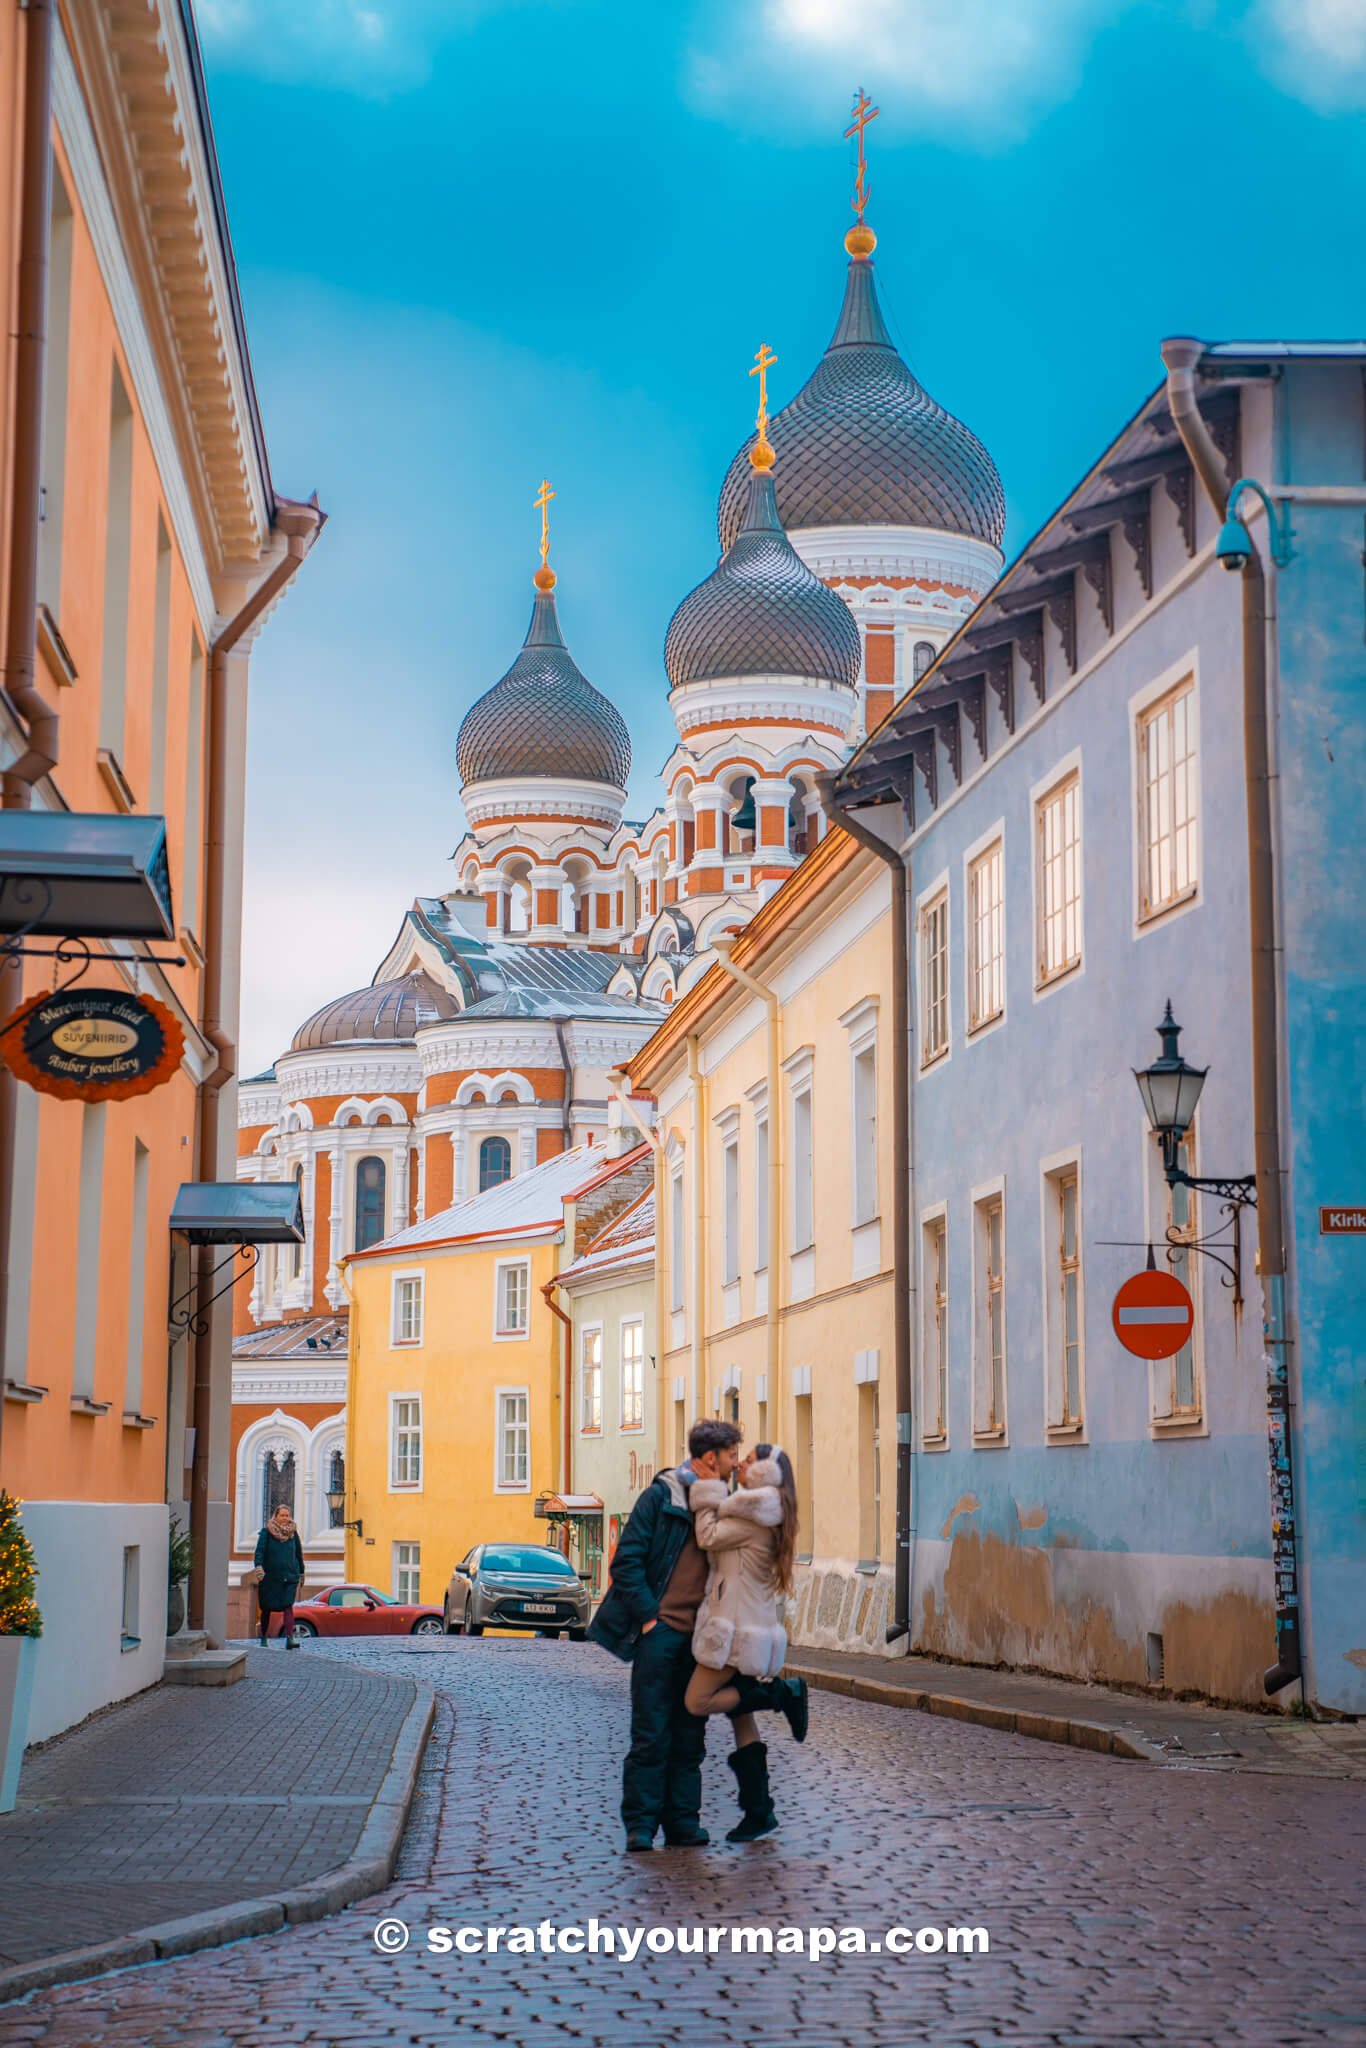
831,341,1365,1712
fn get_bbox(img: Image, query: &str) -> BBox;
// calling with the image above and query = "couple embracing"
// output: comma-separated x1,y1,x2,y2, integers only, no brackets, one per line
588,1420,809,1851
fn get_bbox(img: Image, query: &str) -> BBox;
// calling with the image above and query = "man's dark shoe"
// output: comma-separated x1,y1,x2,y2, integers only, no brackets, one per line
625,1829,655,1852
662,1825,709,1847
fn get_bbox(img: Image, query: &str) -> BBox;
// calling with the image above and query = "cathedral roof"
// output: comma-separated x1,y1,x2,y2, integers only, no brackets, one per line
290,969,460,1052
715,244,1005,552
456,584,631,791
664,465,862,690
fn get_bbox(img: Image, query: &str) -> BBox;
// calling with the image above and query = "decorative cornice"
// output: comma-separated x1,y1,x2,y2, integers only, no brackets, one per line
231,1370,347,1405
789,525,1002,592
273,1048,422,1099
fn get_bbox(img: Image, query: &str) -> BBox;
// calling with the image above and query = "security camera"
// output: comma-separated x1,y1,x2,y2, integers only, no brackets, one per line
1215,516,1252,573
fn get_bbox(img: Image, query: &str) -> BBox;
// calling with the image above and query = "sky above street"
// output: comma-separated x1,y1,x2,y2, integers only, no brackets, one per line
197,0,1366,1073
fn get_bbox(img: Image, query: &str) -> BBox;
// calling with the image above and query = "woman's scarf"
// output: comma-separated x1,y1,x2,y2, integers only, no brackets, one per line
266,1508,296,1543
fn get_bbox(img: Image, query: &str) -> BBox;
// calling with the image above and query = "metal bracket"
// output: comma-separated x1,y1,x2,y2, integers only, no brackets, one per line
169,1243,261,1339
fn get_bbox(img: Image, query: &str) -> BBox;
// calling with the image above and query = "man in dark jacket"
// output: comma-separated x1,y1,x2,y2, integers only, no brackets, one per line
589,1419,742,1851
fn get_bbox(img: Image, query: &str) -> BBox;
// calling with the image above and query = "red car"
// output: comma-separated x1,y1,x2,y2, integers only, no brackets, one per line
291,1583,445,1638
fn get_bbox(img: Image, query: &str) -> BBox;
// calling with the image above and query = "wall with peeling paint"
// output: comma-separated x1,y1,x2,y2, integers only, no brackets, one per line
895,369,1366,1709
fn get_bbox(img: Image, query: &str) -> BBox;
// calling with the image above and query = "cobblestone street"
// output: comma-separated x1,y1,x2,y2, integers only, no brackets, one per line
3,1638,1363,2047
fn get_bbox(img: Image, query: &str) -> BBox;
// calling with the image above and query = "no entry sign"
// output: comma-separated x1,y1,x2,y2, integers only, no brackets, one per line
1112,1267,1194,1360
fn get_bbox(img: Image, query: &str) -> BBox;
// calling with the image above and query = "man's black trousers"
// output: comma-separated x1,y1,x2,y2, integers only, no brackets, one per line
621,1621,707,1837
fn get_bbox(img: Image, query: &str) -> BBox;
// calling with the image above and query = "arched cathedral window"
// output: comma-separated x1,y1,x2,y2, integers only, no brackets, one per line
479,1136,512,1192
354,1155,386,1251
913,640,935,681
289,1163,305,1279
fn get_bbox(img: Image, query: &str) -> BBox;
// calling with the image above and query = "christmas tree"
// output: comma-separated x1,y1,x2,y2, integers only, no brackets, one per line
0,1493,42,1637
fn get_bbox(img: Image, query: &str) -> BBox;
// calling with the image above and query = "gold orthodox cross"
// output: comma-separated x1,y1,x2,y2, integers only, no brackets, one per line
750,343,777,441
845,87,879,220
534,478,554,568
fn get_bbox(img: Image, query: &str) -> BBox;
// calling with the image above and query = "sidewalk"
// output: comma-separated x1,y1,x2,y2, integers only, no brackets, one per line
0,1646,434,2003
786,1646,1366,1778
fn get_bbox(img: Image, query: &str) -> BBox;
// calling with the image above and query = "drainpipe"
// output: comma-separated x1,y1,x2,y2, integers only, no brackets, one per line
188,497,325,1634
818,782,914,1647
1161,337,1300,1698
0,0,56,1462
541,1275,574,1553
552,1018,574,1151
685,1034,707,1427
708,935,782,1433
607,1067,664,1471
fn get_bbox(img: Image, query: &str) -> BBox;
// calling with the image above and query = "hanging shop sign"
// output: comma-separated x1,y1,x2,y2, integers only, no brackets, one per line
1,986,185,1103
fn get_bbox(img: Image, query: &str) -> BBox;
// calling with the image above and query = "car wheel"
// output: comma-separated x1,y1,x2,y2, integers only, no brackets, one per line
567,1627,587,1642
411,1617,444,1636
292,1619,318,1638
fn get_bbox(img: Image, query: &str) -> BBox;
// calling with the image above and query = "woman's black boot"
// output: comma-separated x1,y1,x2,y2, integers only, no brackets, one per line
726,1742,778,1842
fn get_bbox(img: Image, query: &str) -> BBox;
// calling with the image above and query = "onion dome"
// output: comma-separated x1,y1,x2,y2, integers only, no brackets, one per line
665,461,862,690
290,970,460,1052
716,228,1005,552
456,499,631,792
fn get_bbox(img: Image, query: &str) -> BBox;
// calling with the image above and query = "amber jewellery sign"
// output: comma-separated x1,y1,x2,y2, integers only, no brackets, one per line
2,986,185,1102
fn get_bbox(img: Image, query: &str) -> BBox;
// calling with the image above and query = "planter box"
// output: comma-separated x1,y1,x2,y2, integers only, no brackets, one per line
0,1634,38,1813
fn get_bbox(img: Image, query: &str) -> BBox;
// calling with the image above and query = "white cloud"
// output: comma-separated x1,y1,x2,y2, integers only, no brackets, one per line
688,0,1123,143
197,0,493,94
1254,0,1366,109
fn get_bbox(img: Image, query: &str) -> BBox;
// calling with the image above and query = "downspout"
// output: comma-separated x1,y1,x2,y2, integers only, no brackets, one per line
607,1067,664,1473
708,935,782,1433
686,1034,707,1427
541,1275,574,1555
0,0,56,1454
819,784,914,1647
188,496,324,1632
1161,337,1300,1698
552,1018,574,1152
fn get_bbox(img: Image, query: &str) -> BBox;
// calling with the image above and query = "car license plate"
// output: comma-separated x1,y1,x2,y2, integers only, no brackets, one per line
521,1602,556,1615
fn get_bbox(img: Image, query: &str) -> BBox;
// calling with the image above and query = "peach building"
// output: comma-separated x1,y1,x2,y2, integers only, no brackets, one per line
0,0,320,1738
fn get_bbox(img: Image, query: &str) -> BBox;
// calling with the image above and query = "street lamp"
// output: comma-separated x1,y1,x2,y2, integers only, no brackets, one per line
1215,477,1289,574
325,1483,362,1542
1133,1002,1256,1205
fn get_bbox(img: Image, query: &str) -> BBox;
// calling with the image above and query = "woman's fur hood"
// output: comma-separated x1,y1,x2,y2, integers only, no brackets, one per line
689,1476,783,1527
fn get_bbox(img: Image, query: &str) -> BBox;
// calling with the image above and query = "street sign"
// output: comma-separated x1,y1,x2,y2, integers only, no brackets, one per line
1,985,185,1103
1112,1266,1194,1360
1320,1207,1366,1234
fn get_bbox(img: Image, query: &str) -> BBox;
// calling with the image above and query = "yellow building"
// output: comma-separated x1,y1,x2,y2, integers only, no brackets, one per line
627,826,900,1656
343,1144,609,1604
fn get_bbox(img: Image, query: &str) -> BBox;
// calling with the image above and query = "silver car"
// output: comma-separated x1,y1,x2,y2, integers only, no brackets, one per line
444,1542,591,1640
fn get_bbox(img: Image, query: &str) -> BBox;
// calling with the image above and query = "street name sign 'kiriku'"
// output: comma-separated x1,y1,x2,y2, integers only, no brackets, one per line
1111,1266,1194,1360
2,985,185,1103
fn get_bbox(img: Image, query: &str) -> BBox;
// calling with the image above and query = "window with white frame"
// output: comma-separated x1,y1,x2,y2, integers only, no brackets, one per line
393,1541,420,1603
922,1214,948,1443
856,1032,876,1220
920,890,950,1064
790,1075,814,1252
495,1259,529,1337
580,1325,603,1433
973,1192,1006,1438
1151,1130,1201,1424
669,1165,685,1312
1045,1165,1084,1431
391,1273,423,1346
496,1387,530,1489
620,1318,645,1431
753,1108,769,1270
390,1396,422,1488
967,840,1005,1032
1138,679,1198,920
1036,773,1082,985
721,1133,740,1286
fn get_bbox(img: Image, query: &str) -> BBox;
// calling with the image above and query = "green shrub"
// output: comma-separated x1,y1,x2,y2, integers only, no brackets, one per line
168,1513,193,1589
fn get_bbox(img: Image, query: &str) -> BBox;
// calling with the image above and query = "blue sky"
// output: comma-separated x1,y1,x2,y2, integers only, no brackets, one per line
198,0,1366,1072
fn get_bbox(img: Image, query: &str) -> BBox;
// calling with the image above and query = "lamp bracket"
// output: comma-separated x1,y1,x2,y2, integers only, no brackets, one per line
1166,1166,1257,1207
169,1243,261,1339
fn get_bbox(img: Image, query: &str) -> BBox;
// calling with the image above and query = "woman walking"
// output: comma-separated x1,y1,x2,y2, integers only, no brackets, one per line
684,1445,808,1841
253,1504,305,1648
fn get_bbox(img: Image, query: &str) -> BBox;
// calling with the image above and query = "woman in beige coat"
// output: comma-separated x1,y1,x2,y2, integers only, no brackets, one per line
684,1446,808,1841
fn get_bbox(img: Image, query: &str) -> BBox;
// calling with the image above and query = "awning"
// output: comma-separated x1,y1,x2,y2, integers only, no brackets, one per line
535,1492,605,1517
170,1182,304,1245
0,813,174,940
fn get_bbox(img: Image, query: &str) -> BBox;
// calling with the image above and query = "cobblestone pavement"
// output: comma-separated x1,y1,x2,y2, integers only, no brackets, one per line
6,1637,1365,2047
0,1650,416,1971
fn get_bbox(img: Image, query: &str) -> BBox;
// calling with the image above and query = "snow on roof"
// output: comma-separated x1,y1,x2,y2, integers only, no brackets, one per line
558,1188,655,1286
354,1143,606,1259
